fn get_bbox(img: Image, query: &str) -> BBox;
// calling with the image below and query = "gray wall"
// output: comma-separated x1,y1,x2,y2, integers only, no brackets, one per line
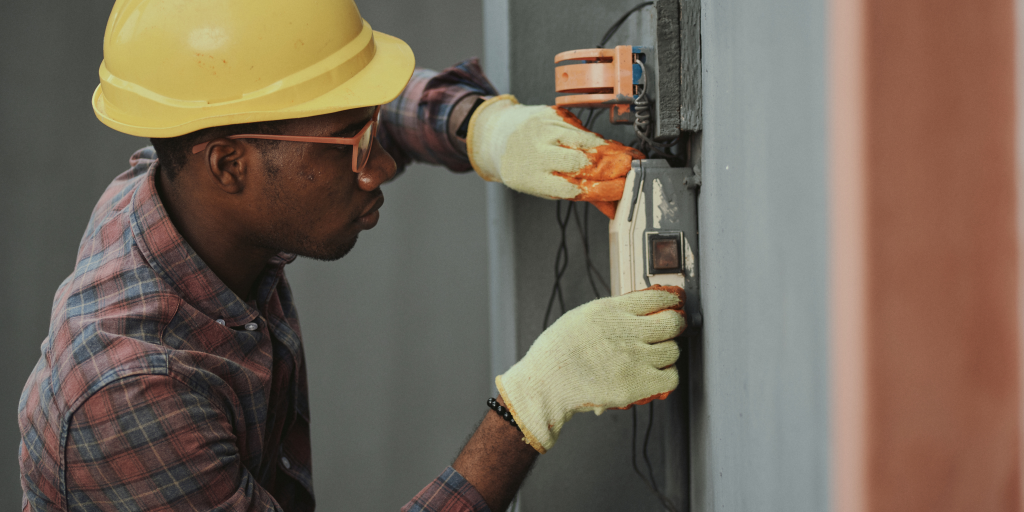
0,4,149,508
0,1,489,511
693,0,830,510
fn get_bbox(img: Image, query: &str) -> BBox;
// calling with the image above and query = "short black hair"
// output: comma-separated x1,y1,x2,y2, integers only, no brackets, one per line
150,119,289,181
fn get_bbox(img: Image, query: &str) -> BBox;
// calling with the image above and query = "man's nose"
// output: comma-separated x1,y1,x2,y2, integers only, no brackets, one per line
356,140,397,191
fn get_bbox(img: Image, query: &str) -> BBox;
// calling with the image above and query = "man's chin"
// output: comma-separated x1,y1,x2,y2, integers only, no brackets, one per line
297,235,358,262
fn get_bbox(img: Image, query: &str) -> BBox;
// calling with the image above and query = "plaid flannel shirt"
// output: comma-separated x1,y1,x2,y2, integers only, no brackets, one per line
379,58,497,173
19,60,497,512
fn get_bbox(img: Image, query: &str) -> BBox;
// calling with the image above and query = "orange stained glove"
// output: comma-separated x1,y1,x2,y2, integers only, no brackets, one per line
611,284,685,410
466,94,644,218
496,285,686,453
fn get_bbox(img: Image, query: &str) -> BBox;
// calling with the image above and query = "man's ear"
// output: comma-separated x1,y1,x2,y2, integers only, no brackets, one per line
201,139,252,194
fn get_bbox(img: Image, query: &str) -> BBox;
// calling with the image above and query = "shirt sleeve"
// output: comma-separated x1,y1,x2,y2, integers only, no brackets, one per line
64,374,283,511
378,58,499,173
401,466,492,512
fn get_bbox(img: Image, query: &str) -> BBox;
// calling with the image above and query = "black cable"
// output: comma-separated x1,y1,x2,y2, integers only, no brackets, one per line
597,2,655,49
585,206,607,293
542,201,575,329
631,405,679,512
585,206,611,293
583,108,597,131
572,206,601,299
630,408,646,482
642,403,659,495
542,105,604,328
572,204,610,298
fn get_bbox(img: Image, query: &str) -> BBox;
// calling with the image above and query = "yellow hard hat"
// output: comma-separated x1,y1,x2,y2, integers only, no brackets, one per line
92,0,415,138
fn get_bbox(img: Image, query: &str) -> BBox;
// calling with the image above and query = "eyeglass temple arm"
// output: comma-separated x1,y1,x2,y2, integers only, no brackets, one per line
191,106,379,155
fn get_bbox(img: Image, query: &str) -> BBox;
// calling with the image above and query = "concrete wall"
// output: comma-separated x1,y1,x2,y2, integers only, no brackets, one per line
694,0,830,510
0,1,489,510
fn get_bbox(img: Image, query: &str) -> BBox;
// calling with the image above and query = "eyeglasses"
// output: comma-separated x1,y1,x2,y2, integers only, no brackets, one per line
191,106,381,172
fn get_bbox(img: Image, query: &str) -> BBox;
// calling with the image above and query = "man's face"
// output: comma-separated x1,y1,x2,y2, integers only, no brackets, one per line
244,107,397,261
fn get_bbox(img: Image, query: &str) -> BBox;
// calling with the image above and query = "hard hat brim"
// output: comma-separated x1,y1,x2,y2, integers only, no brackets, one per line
92,30,415,138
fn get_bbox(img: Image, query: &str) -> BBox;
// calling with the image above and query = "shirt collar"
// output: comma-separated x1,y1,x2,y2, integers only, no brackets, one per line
128,158,295,327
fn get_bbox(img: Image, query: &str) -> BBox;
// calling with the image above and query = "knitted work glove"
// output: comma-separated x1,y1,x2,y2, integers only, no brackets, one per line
466,94,644,219
496,287,686,454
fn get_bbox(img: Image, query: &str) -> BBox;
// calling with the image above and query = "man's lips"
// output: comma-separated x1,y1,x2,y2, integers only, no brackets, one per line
360,193,384,218
356,193,384,228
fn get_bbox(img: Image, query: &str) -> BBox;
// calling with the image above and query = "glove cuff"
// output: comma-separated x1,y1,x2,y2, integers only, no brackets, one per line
466,94,520,183
495,374,549,454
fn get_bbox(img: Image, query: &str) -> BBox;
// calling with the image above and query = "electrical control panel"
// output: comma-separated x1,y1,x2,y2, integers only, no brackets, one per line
551,11,701,327
610,159,702,327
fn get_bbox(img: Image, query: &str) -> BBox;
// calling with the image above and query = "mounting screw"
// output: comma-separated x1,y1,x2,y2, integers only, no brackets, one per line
686,166,702,190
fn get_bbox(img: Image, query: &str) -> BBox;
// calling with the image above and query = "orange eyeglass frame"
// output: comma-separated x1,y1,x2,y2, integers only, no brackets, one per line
191,106,381,172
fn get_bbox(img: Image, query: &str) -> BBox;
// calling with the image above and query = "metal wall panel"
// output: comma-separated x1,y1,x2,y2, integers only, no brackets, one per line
695,0,830,510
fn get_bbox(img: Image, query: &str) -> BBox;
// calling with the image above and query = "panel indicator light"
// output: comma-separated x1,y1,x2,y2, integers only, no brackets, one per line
648,233,683,274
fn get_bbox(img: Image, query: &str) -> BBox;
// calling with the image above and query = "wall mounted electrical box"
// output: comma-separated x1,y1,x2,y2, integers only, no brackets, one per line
551,0,701,325
610,159,702,327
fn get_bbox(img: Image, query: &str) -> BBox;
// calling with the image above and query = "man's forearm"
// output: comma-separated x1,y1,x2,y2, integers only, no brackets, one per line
452,396,539,511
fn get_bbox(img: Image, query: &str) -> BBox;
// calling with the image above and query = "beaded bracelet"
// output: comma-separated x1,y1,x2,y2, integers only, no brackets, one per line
487,397,522,433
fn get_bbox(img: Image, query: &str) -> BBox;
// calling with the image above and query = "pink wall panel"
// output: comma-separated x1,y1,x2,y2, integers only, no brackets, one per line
831,0,1021,510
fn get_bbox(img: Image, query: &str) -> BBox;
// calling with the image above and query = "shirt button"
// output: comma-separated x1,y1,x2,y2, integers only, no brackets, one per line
281,456,291,469
215,319,226,326
245,322,258,331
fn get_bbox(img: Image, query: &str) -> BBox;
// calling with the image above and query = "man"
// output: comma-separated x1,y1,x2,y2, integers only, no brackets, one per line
18,1,685,511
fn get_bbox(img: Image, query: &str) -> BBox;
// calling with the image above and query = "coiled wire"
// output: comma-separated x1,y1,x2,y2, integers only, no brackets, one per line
633,59,679,159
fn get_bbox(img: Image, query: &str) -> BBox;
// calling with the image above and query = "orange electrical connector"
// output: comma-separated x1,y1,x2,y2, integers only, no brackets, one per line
554,45,637,124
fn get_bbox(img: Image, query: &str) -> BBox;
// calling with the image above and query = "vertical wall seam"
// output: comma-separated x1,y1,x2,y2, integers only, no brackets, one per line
482,0,518,397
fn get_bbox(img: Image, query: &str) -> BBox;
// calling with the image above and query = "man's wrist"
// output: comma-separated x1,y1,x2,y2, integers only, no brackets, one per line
493,396,518,430
447,94,484,156
452,396,540,511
